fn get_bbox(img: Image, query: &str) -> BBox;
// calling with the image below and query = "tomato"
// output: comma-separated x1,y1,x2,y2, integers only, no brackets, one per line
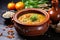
15,2,25,10
7,2,15,10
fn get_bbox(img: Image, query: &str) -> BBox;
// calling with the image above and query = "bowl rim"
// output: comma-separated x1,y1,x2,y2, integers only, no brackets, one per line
13,8,50,26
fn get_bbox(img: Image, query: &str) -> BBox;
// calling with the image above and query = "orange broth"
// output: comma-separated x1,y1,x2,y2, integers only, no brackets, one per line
18,13,45,25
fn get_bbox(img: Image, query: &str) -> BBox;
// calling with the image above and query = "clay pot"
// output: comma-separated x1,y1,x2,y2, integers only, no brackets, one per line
48,0,60,24
13,8,50,36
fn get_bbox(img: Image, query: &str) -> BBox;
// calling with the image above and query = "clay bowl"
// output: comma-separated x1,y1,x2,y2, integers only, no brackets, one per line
13,8,50,36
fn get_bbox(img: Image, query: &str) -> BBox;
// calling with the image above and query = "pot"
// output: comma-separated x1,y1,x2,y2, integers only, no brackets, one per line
48,0,60,24
13,8,50,36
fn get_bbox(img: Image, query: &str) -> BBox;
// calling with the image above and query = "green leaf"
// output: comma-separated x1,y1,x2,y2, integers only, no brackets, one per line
30,14,38,22
23,0,49,8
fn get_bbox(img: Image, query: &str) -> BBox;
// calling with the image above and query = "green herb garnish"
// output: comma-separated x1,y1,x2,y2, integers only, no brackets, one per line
30,14,38,22
21,0,49,8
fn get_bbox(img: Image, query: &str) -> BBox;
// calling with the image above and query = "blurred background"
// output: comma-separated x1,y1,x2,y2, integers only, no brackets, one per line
0,0,20,10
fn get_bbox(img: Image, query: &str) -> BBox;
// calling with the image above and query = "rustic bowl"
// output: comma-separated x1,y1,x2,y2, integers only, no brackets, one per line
13,8,50,36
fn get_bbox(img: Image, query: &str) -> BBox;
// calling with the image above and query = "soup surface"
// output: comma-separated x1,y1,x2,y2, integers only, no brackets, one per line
18,13,45,25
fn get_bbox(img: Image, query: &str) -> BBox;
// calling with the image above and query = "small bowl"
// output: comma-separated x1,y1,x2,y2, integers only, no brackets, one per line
2,16,11,20
2,10,15,20
1,11,10,20
13,8,50,36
